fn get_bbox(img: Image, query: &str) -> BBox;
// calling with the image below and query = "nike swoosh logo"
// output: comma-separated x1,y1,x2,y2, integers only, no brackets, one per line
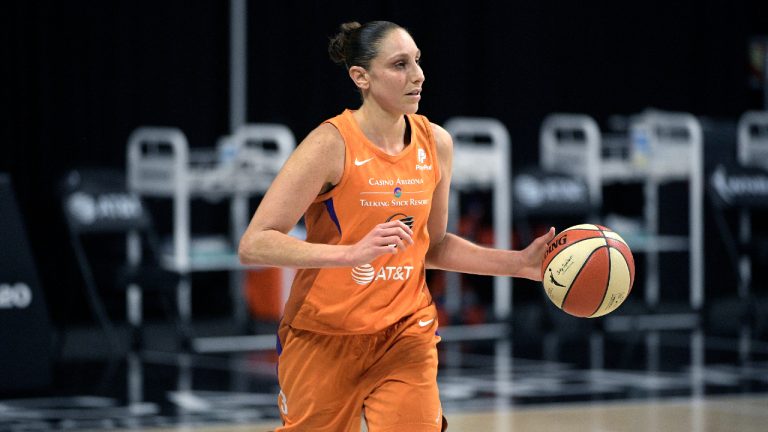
418,318,435,327
354,157,374,166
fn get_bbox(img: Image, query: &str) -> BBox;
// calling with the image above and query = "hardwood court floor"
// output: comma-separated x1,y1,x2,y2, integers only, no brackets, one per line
126,395,768,432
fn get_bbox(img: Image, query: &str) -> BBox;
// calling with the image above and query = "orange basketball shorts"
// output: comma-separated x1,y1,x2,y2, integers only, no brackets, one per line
274,303,447,431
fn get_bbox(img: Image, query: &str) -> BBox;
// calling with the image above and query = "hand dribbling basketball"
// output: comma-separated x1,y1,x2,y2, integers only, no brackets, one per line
541,224,635,318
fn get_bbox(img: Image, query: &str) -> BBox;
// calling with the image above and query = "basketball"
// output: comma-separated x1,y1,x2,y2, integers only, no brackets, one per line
541,224,635,318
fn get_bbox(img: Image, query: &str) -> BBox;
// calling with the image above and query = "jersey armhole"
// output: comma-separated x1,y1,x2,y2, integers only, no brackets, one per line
424,118,442,185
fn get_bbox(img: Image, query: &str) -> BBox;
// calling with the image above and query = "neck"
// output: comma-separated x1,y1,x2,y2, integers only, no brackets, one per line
354,103,407,155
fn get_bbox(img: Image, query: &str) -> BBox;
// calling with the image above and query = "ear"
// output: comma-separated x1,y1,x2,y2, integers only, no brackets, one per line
349,66,369,91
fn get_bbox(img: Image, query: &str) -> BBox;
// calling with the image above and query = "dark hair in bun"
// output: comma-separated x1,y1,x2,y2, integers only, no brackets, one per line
328,21,404,70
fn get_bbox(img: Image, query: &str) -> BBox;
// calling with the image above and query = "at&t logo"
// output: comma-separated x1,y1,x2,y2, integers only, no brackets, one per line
351,264,415,285
67,192,142,225
352,264,375,285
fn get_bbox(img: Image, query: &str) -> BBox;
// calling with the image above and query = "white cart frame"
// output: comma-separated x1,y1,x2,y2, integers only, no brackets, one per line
441,117,512,340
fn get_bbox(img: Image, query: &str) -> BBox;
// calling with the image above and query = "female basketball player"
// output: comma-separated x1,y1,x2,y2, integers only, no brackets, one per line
239,20,555,431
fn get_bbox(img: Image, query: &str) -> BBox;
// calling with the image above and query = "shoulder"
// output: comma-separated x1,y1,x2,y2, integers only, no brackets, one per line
302,122,344,152
287,122,345,185
430,122,453,160
294,122,346,165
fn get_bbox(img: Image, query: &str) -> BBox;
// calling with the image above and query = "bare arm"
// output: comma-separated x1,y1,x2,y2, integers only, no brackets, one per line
424,123,555,281
238,124,413,269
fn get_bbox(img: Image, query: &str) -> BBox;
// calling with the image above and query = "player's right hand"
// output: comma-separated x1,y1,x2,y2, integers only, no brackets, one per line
346,220,414,266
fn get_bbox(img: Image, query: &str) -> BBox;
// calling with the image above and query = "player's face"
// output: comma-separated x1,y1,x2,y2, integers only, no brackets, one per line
366,29,424,114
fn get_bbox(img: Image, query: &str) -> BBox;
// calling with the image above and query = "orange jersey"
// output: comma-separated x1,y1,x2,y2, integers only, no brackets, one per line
283,109,441,334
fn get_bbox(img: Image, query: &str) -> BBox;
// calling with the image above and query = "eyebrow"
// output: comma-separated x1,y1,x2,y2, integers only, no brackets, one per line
386,49,421,61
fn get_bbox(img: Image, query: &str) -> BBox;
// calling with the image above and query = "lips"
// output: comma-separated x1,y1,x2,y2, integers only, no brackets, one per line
406,89,422,96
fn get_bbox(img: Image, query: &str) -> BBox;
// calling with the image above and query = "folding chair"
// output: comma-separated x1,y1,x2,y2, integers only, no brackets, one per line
707,112,768,351
60,168,182,353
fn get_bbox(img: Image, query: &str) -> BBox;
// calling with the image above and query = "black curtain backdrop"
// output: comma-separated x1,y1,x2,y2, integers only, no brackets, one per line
3,0,768,324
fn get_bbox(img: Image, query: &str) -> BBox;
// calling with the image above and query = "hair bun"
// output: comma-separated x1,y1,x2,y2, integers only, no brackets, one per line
327,21,403,71
328,21,361,67
340,21,361,35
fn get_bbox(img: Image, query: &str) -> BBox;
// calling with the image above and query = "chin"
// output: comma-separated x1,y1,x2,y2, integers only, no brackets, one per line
404,103,420,114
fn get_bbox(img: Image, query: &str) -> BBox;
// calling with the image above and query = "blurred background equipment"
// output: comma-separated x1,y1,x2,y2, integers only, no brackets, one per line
60,168,182,353
441,117,511,341
0,174,52,392
706,111,768,361
126,124,295,353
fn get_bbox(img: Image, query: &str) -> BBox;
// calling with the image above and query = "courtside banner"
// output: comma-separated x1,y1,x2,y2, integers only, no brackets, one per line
0,173,53,392
514,168,593,216
710,163,768,208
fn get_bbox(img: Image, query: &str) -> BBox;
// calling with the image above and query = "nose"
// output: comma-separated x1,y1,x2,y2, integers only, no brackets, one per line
413,63,425,84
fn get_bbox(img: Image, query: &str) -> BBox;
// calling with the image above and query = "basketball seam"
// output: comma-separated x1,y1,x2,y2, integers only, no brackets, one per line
544,233,608,271
608,240,635,293
562,225,600,233
587,227,611,318
560,245,608,313
589,245,614,318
